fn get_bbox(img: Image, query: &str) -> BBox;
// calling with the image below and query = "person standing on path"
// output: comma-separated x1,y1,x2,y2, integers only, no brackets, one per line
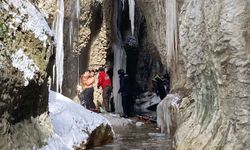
79,71,95,110
118,69,132,118
97,67,112,112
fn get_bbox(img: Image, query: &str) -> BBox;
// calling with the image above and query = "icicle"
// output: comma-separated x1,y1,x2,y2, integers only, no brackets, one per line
48,76,52,90
76,0,80,19
52,64,55,85
128,0,135,36
165,0,178,68
121,0,125,10
53,0,64,93
69,21,73,50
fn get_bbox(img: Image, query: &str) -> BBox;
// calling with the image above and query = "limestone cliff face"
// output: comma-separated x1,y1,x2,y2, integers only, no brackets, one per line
137,0,250,149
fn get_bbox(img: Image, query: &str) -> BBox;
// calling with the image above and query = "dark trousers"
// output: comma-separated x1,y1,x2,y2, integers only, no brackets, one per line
103,86,112,112
122,95,132,117
79,87,95,109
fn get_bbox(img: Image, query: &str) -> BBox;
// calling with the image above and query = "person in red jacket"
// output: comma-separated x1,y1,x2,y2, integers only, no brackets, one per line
97,67,112,112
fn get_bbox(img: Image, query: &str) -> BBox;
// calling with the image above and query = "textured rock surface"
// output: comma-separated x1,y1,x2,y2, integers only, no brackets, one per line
0,113,53,149
137,0,250,149
86,124,114,149
30,0,56,21
0,0,53,122
175,0,250,149
0,0,53,148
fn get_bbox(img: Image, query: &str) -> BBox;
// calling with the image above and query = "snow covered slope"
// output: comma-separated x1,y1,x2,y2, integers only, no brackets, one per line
41,91,113,150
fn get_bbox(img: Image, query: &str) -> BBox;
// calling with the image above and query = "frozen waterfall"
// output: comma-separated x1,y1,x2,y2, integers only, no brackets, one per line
112,0,127,113
53,0,64,93
112,44,127,113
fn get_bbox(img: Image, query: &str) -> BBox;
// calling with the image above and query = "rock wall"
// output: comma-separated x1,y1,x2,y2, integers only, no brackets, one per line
137,0,250,149
176,0,250,149
0,0,54,148
136,0,187,90
0,0,53,123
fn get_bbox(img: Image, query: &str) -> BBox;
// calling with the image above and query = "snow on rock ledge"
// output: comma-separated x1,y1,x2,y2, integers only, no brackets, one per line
6,0,53,41
11,49,39,86
41,91,114,150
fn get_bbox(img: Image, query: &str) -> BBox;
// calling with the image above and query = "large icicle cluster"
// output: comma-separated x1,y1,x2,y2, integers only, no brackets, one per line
112,0,127,113
128,0,135,36
165,0,178,68
53,0,64,93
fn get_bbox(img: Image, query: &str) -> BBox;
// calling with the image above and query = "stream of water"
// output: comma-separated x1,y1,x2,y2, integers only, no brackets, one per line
91,123,172,150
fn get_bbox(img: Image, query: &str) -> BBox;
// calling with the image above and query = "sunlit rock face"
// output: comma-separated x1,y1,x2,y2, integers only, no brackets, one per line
0,0,54,149
137,0,250,149
62,0,113,103
0,0,53,124
30,0,56,22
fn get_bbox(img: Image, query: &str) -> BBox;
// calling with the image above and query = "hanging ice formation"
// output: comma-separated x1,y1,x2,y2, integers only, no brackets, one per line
128,0,135,36
69,0,80,54
165,0,178,68
113,0,127,113
76,0,80,19
121,0,125,10
53,0,64,93
157,94,180,134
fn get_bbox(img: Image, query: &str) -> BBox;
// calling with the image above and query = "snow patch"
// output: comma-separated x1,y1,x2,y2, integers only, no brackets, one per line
41,91,112,150
135,122,144,127
11,49,39,86
7,0,53,41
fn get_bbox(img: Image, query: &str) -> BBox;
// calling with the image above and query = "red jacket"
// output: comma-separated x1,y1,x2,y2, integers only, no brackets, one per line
98,71,111,89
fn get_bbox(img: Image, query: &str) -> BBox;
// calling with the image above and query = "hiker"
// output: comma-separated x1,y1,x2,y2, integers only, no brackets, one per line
79,71,95,110
106,66,115,112
163,72,170,94
97,67,112,112
118,69,132,118
152,74,166,100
